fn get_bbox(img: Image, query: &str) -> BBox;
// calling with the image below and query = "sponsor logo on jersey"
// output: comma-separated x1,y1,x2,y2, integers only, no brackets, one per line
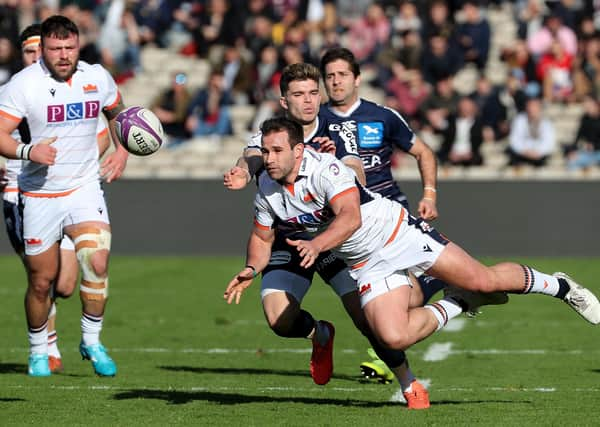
358,122,383,148
288,207,334,227
83,83,98,94
329,120,358,154
328,163,340,176
25,238,42,245
47,101,100,123
358,283,372,296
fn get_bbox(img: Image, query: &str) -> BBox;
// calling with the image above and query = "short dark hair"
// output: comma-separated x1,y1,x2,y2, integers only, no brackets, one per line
260,116,304,148
320,47,360,78
279,63,321,95
41,15,79,43
19,24,41,45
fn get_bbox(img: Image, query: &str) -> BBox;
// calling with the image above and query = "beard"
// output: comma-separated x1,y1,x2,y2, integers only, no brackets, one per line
45,55,78,81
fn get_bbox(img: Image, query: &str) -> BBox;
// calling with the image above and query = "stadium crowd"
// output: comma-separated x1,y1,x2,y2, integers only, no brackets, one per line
2,0,600,175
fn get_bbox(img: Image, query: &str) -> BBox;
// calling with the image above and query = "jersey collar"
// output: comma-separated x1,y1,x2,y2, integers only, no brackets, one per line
327,98,362,118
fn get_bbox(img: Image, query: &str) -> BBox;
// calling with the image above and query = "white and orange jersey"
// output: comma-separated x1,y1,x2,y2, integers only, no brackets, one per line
253,149,405,267
0,59,120,195
2,116,108,201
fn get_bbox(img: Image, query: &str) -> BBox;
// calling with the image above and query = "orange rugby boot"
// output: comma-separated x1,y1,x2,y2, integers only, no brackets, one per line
403,380,430,409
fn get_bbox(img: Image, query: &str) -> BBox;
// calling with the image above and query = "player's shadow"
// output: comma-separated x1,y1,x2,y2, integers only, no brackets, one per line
114,389,526,407
159,365,359,382
114,388,396,407
0,398,26,402
0,363,27,374
590,369,600,374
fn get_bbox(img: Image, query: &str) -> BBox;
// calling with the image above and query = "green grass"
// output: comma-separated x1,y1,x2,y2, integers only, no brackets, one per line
1,256,600,426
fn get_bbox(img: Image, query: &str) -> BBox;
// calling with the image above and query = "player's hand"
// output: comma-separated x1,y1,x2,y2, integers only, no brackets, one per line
418,198,438,221
29,137,57,165
224,267,256,304
313,136,336,155
0,166,7,192
286,238,321,268
224,166,251,190
101,146,129,183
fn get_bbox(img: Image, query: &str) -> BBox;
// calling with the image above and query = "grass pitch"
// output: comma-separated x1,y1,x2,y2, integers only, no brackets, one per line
1,256,599,426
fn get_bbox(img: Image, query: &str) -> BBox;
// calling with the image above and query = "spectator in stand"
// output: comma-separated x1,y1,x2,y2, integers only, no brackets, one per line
573,35,600,100
437,95,484,167
527,12,577,58
151,72,192,146
97,0,141,82
249,44,283,132
333,0,373,32
185,68,233,139
421,33,462,85
391,1,422,39
471,76,509,143
270,0,308,45
500,39,539,88
220,44,255,105
566,95,600,171
456,0,490,71
508,97,556,168
345,3,391,64
421,73,461,136
131,0,178,47
421,0,456,45
515,0,547,41
244,14,274,62
0,35,19,84
385,68,430,130
536,39,574,102
192,0,243,58
282,22,311,63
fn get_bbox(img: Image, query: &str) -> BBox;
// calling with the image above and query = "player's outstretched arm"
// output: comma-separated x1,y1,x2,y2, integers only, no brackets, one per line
224,226,274,304
409,137,438,221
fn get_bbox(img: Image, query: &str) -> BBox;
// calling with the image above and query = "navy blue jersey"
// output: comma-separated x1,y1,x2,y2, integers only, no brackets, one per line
247,116,359,161
319,99,415,203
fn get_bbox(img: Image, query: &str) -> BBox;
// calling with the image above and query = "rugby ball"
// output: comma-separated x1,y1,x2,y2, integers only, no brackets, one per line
115,106,164,156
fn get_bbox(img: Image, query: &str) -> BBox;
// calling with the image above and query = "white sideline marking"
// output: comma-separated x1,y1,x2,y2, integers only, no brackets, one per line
423,342,453,361
443,318,466,332
389,378,432,403
4,347,596,356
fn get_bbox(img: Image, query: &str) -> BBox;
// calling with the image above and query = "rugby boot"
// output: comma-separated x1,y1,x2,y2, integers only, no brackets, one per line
28,353,51,377
403,380,430,409
79,342,117,377
310,321,335,385
554,272,600,324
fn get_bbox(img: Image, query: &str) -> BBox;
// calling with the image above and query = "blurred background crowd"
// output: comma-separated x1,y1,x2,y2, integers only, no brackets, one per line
2,0,600,179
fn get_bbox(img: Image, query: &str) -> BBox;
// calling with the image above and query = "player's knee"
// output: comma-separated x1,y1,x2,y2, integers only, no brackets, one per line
74,228,111,302
377,329,412,352
27,275,53,299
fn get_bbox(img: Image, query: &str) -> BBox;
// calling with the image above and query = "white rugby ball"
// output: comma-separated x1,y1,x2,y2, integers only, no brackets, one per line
115,106,164,156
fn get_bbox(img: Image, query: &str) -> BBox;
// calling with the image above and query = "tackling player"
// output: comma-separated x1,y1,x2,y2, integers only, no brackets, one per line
1,24,111,374
0,15,128,377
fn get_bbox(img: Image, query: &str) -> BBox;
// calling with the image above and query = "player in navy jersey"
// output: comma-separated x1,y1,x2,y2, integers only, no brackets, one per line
224,63,432,408
319,47,454,384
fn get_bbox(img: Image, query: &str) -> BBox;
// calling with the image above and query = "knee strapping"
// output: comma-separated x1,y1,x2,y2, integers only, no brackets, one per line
73,228,111,301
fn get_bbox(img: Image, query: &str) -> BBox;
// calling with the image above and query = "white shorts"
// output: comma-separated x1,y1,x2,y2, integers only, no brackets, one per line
351,216,448,307
260,267,356,303
22,180,109,255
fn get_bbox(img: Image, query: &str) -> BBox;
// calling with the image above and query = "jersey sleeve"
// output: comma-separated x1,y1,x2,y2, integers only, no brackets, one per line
0,76,26,123
246,131,262,150
317,157,358,204
97,65,122,113
253,190,276,230
383,106,415,152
